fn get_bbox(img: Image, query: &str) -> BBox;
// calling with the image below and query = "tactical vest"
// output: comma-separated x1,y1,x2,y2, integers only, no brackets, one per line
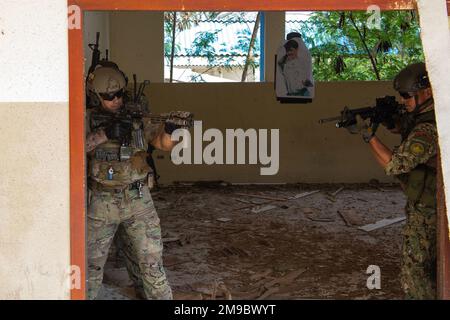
397,111,437,208
88,109,151,188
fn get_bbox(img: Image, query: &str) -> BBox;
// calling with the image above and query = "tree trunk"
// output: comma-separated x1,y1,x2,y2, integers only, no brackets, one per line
170,12,177,83
349,14,381,80
241,12,261,82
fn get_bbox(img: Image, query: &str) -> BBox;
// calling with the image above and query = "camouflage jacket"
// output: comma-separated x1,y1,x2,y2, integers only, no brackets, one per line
86,107,158,188
385,111,437,207
385,123,437,176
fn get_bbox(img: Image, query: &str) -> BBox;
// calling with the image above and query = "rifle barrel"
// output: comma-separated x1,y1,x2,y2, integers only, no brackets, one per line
318,116,342,124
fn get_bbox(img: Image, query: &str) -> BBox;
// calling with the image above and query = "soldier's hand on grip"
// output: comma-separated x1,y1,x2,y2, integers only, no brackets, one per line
162,111,194,134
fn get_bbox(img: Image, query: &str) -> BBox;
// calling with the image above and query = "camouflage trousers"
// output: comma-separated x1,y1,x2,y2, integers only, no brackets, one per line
400,201,437,299
87,186,172,300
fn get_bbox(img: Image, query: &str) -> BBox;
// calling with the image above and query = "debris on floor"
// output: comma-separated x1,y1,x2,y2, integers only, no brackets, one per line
102,183,406,300
358,216,406,232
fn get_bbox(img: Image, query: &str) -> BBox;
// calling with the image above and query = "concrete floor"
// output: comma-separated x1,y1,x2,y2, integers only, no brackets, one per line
100,183,406,300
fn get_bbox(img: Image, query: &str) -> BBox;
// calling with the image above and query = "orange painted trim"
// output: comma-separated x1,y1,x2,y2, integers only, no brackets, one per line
69,0,415,11
69,9,86,300
437,153,450,299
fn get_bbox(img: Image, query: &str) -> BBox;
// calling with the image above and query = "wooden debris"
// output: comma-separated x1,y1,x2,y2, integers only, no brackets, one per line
256,287,279,300
162,237,181,243
303,207,335,222
233,198,254,204
326,187,344,202
264,268,307,288
338,209,364,226
307,216,335,222
290,190,321,200
251,205,277,214
218,246,250,258
217,217,232,222
358,216,406,232
249,269,272,281
234,192,289,202
331,187,345,197
218,282,232,300
302,207,316,214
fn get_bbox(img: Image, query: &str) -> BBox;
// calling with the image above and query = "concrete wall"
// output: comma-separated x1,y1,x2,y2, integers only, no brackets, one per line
107,11,283,83
264,12,285,82
110,11,164,83
416,0,450,226
146,81,400,184
83,11,110,76
109,11,400,184
0,0,70,299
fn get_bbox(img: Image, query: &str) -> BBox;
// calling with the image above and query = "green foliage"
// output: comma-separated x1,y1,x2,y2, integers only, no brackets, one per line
164,12,261,82
290,11,424,81
185,30,220,64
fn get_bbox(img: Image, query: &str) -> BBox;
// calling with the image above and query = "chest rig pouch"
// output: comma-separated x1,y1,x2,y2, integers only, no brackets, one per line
402,164,436,208
89,109,151,187
397,111,437,208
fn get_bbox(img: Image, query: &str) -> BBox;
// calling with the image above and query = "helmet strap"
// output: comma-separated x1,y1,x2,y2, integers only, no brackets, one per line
412,95,433,115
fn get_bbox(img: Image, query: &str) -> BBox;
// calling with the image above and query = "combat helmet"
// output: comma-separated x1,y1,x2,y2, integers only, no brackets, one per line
393,62,430,98
86,66,127,107
87,66,127,95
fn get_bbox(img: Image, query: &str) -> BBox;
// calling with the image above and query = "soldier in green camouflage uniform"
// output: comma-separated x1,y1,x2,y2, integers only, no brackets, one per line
85,66,185,300
348,62,437,299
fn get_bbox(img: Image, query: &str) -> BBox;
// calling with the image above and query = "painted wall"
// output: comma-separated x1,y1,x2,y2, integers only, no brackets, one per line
109,11,164,83
108,11,400,184
0,0,70,299
264,12,285,82
417,0,450,225
83,11,110,76
146,81,401,184
107,11,283,83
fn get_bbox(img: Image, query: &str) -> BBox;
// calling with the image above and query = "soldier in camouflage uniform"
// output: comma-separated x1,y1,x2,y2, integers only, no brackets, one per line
348,62,437,299
85,66,184,300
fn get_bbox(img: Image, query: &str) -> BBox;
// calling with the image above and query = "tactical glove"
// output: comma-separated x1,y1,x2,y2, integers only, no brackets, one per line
346,115,374,143
163,111,194,134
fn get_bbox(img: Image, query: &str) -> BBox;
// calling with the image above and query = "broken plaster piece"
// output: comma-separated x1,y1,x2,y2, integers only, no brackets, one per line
251,205,277,214
358,216,406,232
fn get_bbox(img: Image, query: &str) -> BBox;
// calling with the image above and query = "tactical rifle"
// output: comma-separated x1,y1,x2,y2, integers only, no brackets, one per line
319,96,404,134
91,109,194,162
91,109,194,129
88,32,101,76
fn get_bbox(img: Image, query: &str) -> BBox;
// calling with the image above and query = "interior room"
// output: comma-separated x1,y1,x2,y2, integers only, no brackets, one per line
82,9,432,300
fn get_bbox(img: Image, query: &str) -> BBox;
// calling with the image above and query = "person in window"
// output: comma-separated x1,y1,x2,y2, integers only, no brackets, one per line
277,38,313,97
